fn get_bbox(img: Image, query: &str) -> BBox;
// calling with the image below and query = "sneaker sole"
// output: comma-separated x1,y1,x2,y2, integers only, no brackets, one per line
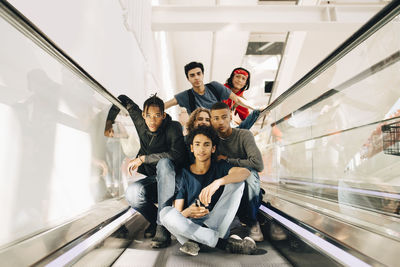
243,237,257,254
229,234,242,240
249,234,264,242
179,246,199,256
151,240,171,248
244,237,256,245
144,233,155,238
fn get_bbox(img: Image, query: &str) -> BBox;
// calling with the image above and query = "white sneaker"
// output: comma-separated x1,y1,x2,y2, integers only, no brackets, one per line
249,222,264,242
180,241,200,256
270,222,287,241
226,235,257,255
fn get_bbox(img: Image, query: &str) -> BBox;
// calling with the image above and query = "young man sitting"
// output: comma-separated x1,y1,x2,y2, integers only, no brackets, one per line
105,94,186,248
210,102,265,242
160,126,257,256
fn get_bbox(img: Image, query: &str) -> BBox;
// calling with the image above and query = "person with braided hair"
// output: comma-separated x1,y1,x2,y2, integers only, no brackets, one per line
105,94,187,248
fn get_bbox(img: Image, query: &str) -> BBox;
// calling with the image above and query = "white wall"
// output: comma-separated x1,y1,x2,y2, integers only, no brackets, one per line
164,0,257,99
9,0,176,105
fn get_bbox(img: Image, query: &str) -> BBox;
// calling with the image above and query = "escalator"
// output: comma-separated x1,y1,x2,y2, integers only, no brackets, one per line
1,0,399,266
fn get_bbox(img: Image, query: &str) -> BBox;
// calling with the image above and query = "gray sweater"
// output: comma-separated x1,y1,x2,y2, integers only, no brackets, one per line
217,128,264,172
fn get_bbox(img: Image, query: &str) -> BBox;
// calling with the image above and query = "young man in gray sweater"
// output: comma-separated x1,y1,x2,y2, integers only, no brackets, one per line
210,102,264,241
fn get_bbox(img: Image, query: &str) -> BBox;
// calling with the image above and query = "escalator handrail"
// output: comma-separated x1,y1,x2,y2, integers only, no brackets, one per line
259,0,400,123
0,0,128,115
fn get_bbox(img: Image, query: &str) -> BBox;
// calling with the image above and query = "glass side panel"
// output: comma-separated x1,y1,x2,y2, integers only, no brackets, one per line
263,12,400,218
314,118,400,214
0,12,135,247
310,21,400,138
272,21,400,140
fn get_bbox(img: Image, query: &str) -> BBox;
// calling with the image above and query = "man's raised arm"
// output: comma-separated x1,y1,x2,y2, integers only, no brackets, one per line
165,97,178,110
229,92,256,111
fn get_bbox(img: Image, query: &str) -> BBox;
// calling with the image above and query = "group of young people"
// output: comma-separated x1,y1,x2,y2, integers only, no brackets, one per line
105,62,265,256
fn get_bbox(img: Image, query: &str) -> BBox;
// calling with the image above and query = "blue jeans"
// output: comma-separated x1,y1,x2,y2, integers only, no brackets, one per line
237,170,261,226
238,110,260,130
125,158,178,225
160,182,244,247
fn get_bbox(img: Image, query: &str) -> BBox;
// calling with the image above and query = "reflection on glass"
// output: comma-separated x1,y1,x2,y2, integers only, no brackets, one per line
102,118,140,197
263,14,400,218
0,12,136,247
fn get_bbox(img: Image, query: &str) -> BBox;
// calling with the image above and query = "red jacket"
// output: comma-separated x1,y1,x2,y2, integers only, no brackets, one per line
223,83,250,121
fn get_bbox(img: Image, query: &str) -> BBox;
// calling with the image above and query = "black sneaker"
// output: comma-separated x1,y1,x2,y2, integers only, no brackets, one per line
144,223,157,238
225,235,256,255
151,225,171,248
180,240,200,256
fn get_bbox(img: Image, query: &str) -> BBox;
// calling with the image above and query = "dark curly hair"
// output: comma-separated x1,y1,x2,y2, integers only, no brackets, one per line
226,67,251,92
186,107,211,135
187,126,219,148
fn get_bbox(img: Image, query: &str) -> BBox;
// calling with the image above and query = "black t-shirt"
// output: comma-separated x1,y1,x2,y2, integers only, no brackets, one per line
176,160,233,211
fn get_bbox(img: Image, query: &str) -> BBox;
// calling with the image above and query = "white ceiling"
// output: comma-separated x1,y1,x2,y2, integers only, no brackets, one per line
152,0,387,110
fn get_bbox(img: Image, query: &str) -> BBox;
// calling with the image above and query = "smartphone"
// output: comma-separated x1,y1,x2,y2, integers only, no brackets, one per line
195,199,207,208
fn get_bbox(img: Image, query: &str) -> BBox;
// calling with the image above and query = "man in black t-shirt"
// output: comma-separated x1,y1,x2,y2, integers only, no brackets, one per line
160,126,257,256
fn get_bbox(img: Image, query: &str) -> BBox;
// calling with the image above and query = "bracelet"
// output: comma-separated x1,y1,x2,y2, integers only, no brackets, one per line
139,156,144,163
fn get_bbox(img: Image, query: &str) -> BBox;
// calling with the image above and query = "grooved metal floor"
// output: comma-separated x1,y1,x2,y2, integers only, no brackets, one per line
113,231,292,267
